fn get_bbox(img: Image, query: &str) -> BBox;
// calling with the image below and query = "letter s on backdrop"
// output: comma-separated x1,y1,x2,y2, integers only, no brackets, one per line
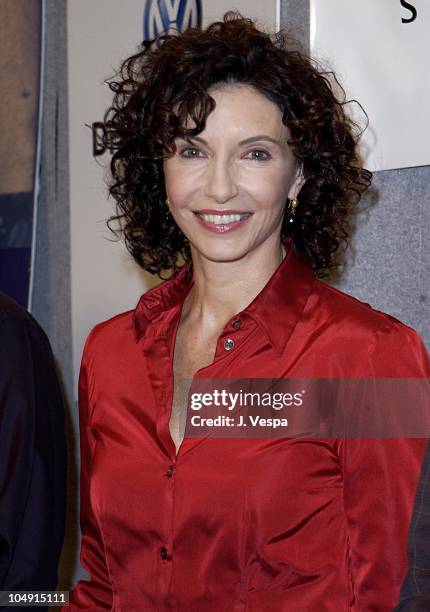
401,0,417,23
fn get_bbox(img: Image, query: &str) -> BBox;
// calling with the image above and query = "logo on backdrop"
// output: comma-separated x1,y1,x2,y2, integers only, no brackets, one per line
92,0,203,157
143,0,202,43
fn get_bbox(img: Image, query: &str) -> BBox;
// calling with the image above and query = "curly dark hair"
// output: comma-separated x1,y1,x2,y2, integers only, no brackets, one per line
102,10,372,280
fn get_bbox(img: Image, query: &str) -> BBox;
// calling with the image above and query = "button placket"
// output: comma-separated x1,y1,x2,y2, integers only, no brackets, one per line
219,317,245,352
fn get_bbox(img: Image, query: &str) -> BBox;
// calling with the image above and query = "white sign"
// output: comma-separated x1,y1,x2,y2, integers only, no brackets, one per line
310,0,430,172
68,0,280,396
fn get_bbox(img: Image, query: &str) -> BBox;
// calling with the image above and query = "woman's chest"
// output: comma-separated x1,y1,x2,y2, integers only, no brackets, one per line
90,426,343,532
169,331,218,453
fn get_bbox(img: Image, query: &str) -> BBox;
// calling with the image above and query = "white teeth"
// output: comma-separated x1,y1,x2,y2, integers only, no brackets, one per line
198,213,249,224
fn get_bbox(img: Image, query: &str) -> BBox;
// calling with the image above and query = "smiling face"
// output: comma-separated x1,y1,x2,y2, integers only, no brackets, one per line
163,82,303,263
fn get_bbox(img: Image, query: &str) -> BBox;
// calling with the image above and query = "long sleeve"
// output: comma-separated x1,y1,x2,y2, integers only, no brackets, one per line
65,336,114,610
0,313,67,603
337,322,430,611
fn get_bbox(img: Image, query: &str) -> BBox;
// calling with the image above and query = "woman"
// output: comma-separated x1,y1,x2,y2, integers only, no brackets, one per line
66,12,429,611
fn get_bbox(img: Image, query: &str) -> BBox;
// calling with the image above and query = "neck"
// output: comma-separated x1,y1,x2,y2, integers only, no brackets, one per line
182,235,287,334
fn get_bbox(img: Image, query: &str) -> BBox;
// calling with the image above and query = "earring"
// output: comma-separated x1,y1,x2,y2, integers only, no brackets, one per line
165,197,171,216
286,198,298,225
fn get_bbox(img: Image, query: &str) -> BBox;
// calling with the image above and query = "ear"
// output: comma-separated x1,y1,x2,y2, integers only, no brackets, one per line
287,163,305,200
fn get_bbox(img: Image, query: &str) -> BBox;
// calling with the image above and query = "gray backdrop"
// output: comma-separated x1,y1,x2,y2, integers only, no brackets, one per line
33,0,429,590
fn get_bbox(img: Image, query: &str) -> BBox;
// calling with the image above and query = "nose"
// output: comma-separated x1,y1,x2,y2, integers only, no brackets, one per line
204,155,239,203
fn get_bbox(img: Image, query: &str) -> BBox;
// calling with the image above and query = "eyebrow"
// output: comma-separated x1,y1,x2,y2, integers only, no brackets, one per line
183,135,283,148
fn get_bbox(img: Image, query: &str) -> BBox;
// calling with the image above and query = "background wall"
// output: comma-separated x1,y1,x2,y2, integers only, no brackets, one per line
0,0,40,307
31,0,77,591
31,0,429,590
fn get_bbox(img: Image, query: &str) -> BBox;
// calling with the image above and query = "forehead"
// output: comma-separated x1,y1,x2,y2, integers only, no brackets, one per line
183,83,288,141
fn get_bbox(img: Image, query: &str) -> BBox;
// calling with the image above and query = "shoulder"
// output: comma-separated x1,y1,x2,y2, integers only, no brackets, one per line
0,291,51,354
313,279,419,336
0,294,62,406
311,280,429,376
80,309,139,371
77,306,155,404
0,291,40,330
81,275,177,361
84,309,136,344
0,291,30,321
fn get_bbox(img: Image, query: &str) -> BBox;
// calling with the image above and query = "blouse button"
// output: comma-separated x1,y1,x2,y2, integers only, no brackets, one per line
165,465,174,478
231,319,242,329
91,428,101,440
160,547,168,560
223,338,235,351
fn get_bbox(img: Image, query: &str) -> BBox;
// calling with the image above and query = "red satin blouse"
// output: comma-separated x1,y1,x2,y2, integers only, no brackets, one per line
65,236,429,611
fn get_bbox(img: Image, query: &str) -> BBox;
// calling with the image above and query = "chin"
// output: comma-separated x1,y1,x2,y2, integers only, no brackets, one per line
192,241,249,263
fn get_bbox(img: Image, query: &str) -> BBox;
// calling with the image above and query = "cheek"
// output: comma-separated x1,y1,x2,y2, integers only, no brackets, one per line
164,161,197,202
246,170,289,206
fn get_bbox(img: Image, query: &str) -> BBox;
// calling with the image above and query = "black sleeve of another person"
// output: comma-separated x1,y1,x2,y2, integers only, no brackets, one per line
0,293,67,606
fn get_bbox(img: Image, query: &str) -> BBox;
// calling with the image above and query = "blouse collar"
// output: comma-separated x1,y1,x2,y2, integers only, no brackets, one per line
133,235,316,355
